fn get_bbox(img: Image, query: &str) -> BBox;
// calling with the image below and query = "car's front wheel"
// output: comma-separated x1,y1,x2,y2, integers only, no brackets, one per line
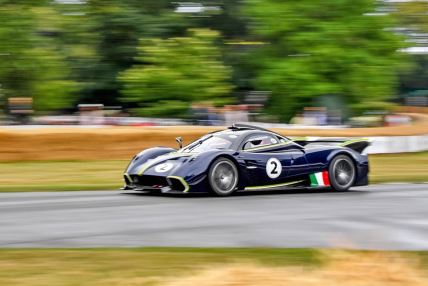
208,157,239,196
329,155,356,191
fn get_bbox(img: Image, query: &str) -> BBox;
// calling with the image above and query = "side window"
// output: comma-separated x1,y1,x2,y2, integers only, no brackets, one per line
242,134,279,150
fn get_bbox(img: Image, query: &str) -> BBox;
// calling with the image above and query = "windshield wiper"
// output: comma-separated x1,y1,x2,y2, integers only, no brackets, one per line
183,135,213,153
186,140,202,152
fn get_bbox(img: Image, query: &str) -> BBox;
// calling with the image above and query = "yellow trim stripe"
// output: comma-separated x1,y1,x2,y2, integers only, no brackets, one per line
124,173,132,183
244,141,292,152
167,176,190,193
290,137,307,141
137,163,151,176
339,139,369,147
245,180,305,191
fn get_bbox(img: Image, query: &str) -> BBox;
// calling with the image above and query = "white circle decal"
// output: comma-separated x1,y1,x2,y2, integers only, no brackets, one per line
266,158,282,179
154,162,174,173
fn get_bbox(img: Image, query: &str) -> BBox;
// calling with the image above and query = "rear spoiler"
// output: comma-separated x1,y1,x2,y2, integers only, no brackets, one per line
291,137,371,154
340,139,371,153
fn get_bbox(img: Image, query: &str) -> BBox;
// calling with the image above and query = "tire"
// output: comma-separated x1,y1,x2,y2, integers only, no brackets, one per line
208,157,239,196
328,155,356,191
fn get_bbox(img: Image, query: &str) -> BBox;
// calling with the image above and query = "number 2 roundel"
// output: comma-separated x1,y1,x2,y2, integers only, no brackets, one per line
266,158,282,179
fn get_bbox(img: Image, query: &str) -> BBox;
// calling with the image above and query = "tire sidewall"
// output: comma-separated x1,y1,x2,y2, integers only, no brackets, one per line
328,155,356,191
208,157,239,196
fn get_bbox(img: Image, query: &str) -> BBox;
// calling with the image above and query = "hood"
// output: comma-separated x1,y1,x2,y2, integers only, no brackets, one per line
126,152,195,176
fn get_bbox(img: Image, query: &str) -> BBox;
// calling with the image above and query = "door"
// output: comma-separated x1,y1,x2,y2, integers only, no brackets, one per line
238,133,304,186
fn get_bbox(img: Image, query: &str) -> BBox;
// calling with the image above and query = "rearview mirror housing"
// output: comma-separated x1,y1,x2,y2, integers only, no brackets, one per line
176,137,183,149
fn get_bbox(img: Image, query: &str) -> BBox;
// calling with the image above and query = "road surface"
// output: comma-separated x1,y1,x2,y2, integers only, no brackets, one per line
0,184,427,249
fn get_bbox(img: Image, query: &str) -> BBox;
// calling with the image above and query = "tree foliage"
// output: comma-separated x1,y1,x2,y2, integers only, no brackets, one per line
0,2,75,112
45,0,190,107
392,1,428,96
244,0,408,120
120,29,233,117
393,1,428,32
0,0,418,120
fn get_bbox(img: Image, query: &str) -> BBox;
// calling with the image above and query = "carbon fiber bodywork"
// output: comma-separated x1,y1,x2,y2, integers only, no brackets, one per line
123,126,369,194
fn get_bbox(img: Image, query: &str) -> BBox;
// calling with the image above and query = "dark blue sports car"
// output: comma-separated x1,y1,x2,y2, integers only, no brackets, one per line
123,124,369,196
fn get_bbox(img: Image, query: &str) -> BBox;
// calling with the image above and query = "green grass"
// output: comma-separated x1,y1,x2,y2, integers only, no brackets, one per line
0,248,319,286
0,160,126,192
370,151,428,183
0,152,426,192
0,248,428,286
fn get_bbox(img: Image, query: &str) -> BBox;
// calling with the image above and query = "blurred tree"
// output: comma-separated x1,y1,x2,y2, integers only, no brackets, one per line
52,0,189,107
200,0,255,93
194,0,248,39
244,0,408,121
0,4,35,109
399,55,428,94
31,6,77,111
120,29,234,117
0,0,414,118
392,1,428,32
0,2,75,113
177,0,254,92
391,1,428,99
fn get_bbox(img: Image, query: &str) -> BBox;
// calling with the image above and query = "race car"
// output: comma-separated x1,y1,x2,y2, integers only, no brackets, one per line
123,124,369,196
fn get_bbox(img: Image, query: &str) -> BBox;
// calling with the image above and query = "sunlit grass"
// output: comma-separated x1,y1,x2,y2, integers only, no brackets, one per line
0,160,126,192
0,152,426,192
0,248,427,286
370,152,428,183
0,248,318,286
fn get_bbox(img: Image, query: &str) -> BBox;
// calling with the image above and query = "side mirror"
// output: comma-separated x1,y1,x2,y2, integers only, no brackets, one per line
175,137,183,149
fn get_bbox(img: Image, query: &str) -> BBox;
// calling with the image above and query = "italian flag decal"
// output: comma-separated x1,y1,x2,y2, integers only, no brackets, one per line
309,171,330,187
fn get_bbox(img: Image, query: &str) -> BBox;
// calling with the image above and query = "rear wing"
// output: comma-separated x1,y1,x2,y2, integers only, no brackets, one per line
291,137,371,154
340,139,370,153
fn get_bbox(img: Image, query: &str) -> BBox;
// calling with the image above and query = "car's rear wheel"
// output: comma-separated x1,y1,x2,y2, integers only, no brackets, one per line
208,157,239,196
329,155,356,191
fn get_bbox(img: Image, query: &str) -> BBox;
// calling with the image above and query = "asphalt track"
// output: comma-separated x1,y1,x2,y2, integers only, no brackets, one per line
0,184,427,250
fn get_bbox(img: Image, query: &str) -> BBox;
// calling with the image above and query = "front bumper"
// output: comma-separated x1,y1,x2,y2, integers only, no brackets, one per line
123,174,189,193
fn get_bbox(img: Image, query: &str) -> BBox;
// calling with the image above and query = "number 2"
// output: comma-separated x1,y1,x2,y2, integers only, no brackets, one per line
266,158,282,179
271,161,278,174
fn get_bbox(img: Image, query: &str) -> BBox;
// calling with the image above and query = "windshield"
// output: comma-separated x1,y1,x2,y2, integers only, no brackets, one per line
180,135,233,153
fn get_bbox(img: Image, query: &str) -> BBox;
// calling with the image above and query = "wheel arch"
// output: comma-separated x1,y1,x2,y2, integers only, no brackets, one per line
326,149,362,180
327,149,359,168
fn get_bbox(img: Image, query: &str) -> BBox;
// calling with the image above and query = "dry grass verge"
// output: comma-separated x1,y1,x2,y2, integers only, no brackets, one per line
0,248,427,286
0,113,427,161
164,252,427,286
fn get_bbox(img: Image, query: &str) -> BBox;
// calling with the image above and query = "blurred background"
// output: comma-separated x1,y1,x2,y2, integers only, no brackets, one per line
0,0,427,191
0,2,428,286
0,0,427,127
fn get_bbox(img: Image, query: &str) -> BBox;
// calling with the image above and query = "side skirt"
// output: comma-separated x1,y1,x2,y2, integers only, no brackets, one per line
244,179,307,191
243,172,335,192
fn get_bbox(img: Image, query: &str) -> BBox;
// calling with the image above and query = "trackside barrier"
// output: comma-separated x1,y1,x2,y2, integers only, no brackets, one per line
365,135,428,154
305,135,428,154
